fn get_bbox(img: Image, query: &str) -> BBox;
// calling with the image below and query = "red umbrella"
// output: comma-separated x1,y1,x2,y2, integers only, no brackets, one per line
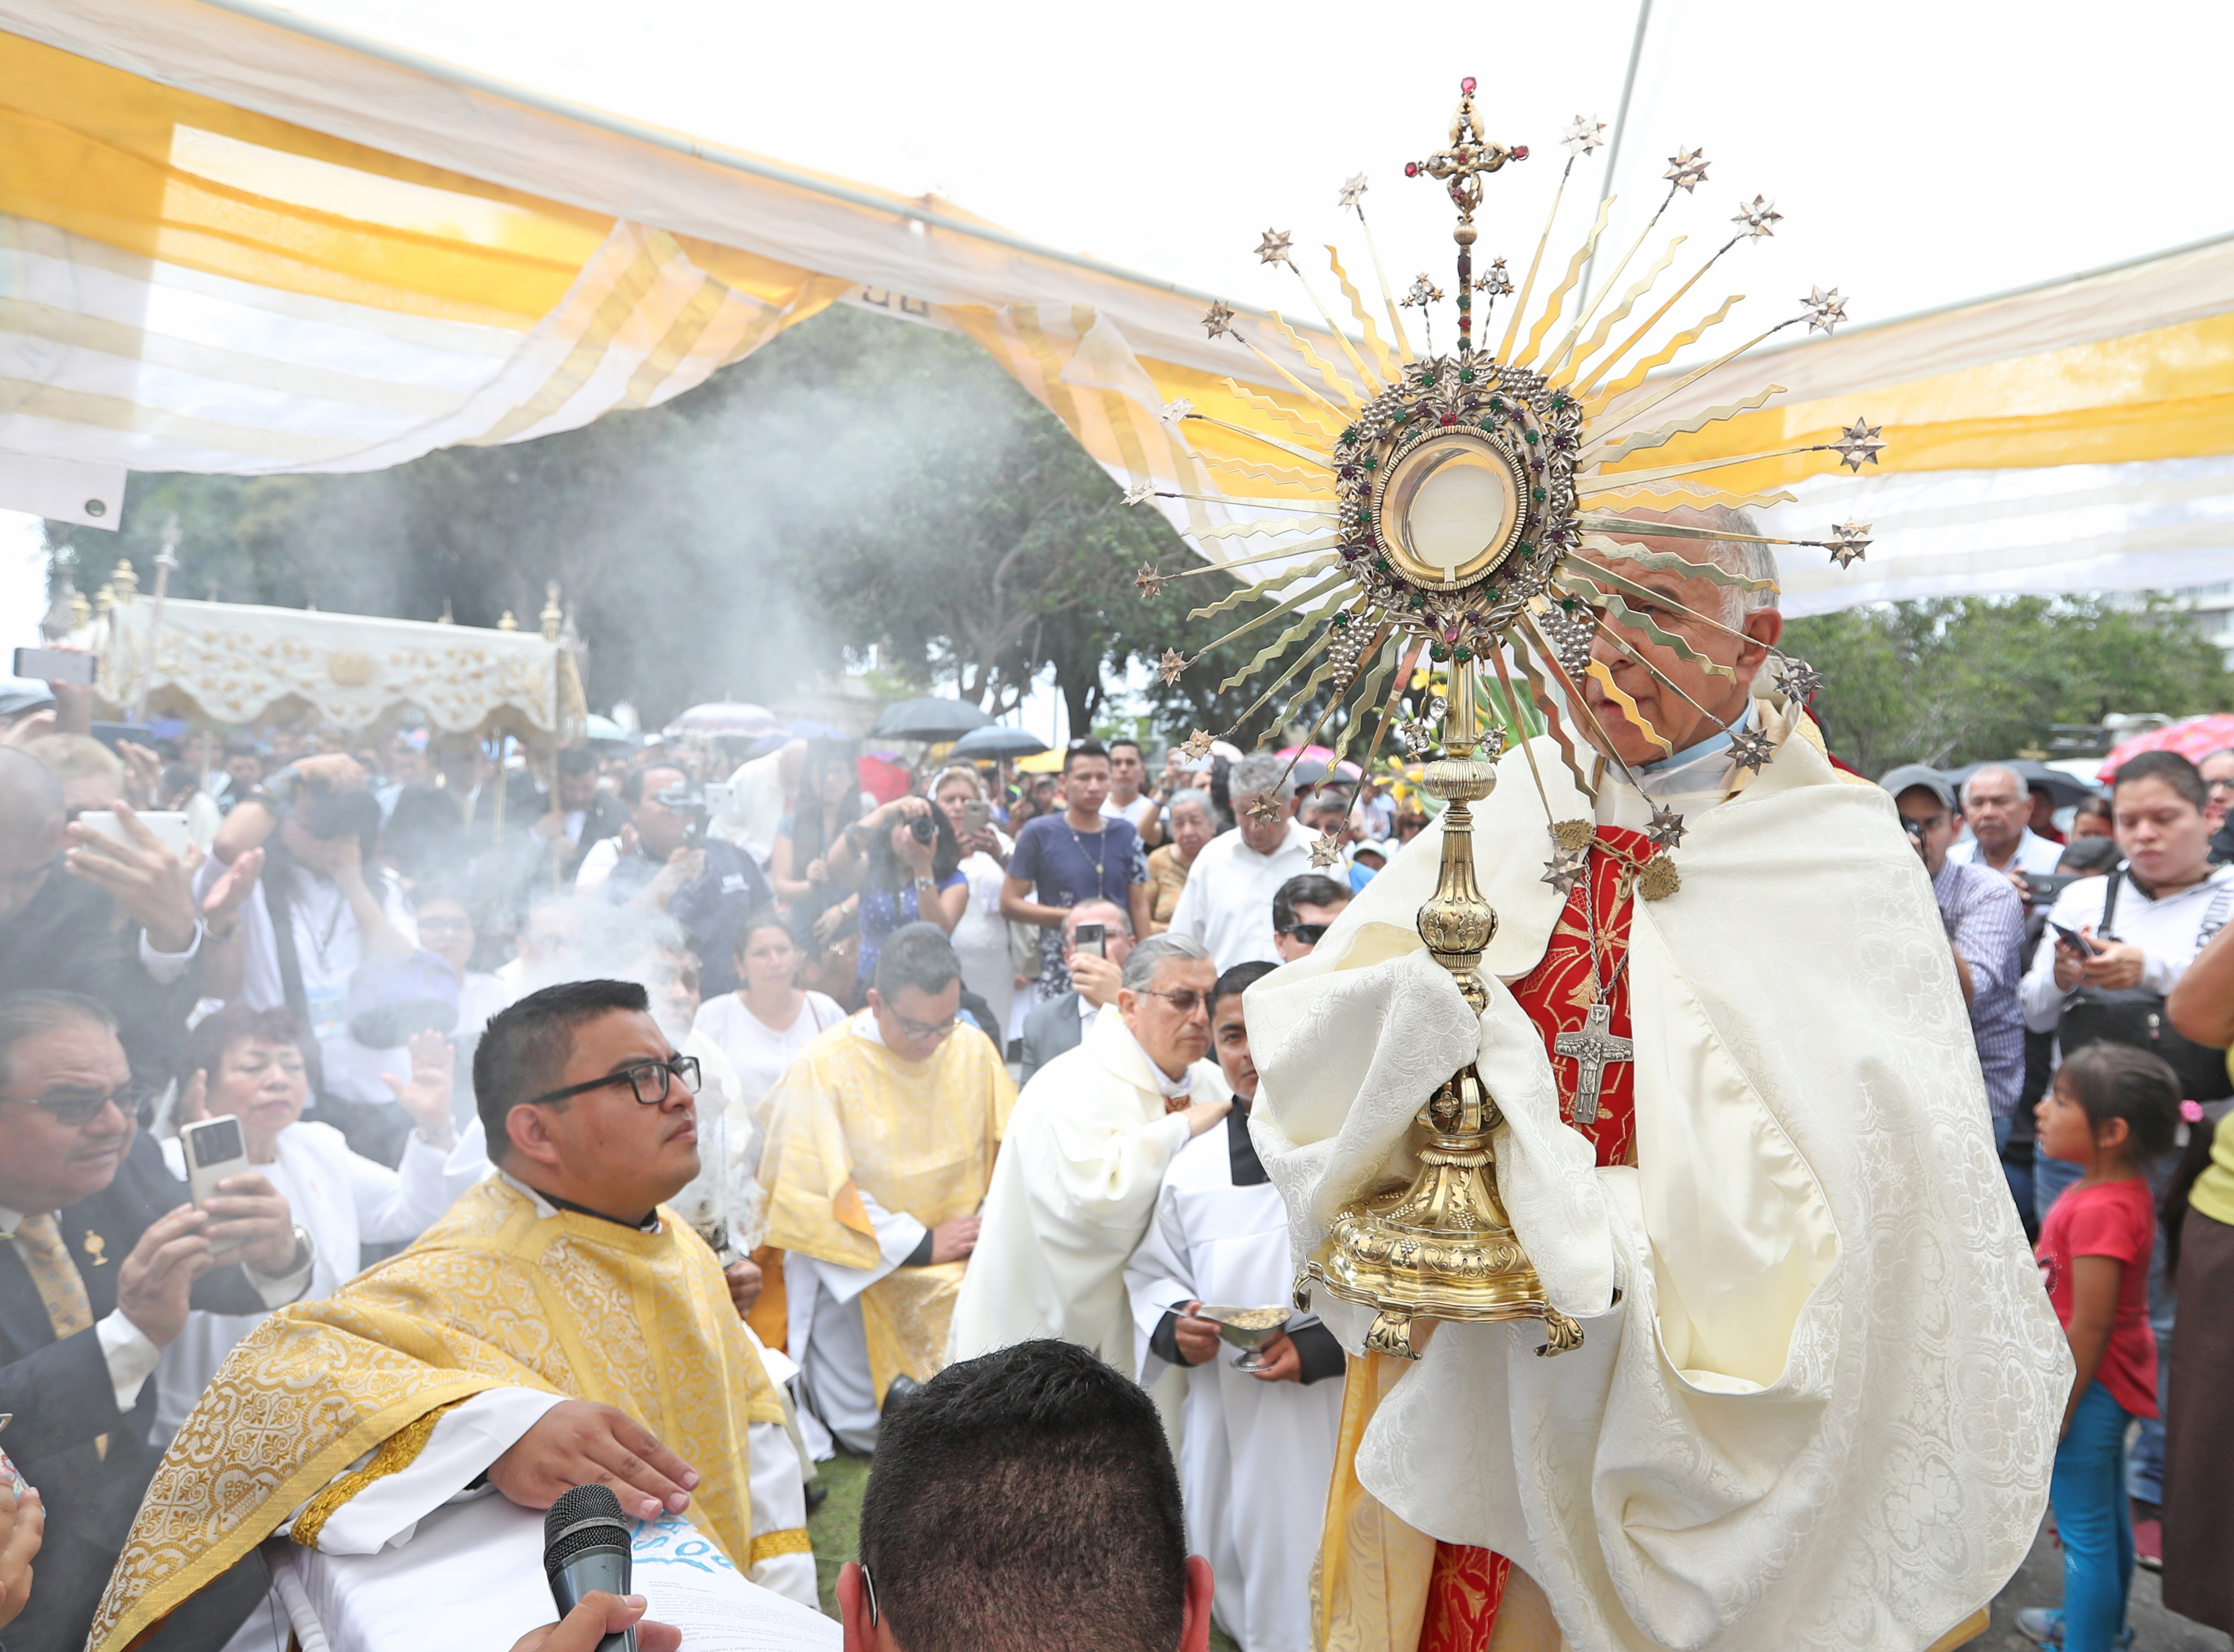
2099,713,2234,779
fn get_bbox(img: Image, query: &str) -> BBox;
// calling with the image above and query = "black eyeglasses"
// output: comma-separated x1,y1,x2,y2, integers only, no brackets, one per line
525,1055,699,1108
1136,987,1212,1017
891,1010,959,1043
1277,922,1329,946
15,1084,160,1127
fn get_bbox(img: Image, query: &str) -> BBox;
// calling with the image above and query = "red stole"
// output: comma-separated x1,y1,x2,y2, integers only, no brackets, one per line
1417,823,1647,1651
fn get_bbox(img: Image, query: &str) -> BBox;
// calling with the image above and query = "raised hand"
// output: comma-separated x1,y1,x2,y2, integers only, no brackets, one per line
382,1031,456,1145
116,1205,218,1346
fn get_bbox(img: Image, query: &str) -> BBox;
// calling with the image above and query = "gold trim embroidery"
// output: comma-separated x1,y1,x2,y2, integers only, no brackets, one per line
748,1528,812,1563
290,1399,465,1550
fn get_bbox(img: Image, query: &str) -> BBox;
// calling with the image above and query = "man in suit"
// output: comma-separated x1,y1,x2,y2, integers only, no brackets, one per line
0,991,311,1652
531,746,629,886
1018,900,1133,1083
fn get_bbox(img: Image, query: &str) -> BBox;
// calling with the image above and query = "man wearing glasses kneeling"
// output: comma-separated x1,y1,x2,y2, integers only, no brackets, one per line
87,978,816,1652
951,935,1231,1427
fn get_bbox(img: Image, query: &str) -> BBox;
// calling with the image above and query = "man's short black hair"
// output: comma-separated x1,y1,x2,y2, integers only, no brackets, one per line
556,745,599,777
473,979,650,1161
1213,960,1277,1007
1273,872,1351,934
0,990,117,1088
1107,737,1144,758
872,921,962,1001
1062,738,1110,773
620,762,687,805
860,1339,1186,1652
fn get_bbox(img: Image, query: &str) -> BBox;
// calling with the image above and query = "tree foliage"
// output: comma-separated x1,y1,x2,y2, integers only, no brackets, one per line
1786,595,2234,773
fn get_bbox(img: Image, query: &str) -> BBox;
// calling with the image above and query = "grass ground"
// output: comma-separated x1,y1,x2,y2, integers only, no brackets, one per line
802,1451,1238,1649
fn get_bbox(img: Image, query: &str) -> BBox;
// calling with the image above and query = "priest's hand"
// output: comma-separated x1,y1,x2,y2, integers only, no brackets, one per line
490,1400,701,1523
204,1173,301,1275
1181,1093,1233,1138
117,1205,219,1347
1247,1330,1302,1383
1172,1302,1222,1367
723,1255,763,1316
929,1215,980,1264
507,1591,680,1652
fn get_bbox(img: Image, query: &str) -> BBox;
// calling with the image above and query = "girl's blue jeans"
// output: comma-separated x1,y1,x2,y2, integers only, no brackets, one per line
2051,1379,2136,1652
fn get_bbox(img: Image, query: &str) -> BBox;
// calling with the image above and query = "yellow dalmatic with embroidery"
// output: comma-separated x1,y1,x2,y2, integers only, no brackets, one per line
758,1019,1014,1402
87,1177,789,1652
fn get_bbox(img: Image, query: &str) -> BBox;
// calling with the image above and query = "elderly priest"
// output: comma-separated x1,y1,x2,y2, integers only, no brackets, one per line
87,979,813,1652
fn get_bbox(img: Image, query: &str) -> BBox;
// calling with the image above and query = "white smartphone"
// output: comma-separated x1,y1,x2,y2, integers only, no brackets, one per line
77,810,192,855
703,781,738,815
181,1114,254,1260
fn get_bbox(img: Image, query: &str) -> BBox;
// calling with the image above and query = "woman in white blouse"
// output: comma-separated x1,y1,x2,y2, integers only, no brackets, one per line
931,764,1018,1036
692,911,847,1113
152,1003,459,1445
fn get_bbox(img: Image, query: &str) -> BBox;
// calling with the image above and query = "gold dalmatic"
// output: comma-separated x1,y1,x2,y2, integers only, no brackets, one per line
758,1020,1015,1400
87,1178,789,1652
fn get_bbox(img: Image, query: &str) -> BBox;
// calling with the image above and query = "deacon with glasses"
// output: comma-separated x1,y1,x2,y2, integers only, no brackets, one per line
757,925,1014,1452
0,990,309,1652
87,979,814,1652
951,935,1231,1400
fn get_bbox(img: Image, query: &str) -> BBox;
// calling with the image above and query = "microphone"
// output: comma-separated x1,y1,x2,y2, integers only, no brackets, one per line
543,1484,637,1652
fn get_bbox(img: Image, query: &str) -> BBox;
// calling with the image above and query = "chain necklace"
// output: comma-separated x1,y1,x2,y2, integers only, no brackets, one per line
1065,815,1110,887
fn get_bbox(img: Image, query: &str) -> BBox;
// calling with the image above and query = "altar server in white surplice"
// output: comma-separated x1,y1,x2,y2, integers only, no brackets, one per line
948,935,1232,1378
1128,960,1343,1652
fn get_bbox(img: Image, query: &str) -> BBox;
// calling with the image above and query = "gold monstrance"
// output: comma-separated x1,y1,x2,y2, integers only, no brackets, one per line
1140,81,1884,1357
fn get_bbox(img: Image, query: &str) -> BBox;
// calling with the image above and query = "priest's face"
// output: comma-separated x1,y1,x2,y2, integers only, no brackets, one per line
1570,513,1782,768
1121,956,1216,1080
1212,992,1257,1102
521,1008,702,1216
868,979,962,1063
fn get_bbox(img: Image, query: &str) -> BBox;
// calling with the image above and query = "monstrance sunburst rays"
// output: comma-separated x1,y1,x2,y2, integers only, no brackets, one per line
1128,76,1883,817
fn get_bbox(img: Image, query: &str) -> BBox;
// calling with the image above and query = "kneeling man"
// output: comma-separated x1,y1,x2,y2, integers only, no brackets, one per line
89,980,812,1652
758,924,1014,1451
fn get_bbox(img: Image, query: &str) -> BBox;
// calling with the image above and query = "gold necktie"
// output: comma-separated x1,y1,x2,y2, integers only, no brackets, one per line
12,1212,105,1455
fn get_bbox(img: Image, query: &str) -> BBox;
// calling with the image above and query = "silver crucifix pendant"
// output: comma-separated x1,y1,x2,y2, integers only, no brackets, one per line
1552,998,1634,1126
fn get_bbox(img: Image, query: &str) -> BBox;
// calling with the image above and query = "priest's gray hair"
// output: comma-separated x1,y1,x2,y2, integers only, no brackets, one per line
1686,504,1779,625
1121,933,1212,992
1229,753,1294,805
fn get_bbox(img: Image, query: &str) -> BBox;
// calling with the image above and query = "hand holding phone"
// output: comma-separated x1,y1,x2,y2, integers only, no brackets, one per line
180,1115,254,1260
2051,922,2102,957
1073,921,1107,960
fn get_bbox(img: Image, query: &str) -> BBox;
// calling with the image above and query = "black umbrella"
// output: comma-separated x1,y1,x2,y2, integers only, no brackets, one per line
948,724,1050,761
865,696,995,742
1942,758,2098,808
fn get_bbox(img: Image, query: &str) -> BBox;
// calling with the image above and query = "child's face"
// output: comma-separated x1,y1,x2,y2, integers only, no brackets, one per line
2036,1080,2108,1166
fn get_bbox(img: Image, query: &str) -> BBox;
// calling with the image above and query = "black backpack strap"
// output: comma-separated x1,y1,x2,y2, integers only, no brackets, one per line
2097,863,2126,942
261,851,313,1031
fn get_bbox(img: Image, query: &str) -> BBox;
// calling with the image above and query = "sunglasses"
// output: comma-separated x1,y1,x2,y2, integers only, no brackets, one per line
1277,922,1330,946
1136,987,1212,1017
14,1084,161,1127
525,1054,699,1108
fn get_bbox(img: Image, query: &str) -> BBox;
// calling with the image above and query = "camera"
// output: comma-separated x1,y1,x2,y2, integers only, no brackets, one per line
909,815,937,844
656,781,712,849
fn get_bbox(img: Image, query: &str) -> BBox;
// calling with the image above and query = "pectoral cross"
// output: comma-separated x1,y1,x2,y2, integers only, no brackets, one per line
1553,999,1633,1126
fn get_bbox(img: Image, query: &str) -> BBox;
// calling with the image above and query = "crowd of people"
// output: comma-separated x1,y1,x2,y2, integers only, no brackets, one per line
3,643,2232,1652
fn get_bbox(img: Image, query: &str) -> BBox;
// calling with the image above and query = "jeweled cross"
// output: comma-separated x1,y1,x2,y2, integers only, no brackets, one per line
1404,78,1528,226
1553,999,1633,1126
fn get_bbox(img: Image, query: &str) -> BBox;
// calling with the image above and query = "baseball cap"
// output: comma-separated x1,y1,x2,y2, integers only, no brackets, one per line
1878,763,1956,810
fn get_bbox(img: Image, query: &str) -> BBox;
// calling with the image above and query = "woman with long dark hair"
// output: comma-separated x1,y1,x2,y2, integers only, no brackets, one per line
830,793,968,989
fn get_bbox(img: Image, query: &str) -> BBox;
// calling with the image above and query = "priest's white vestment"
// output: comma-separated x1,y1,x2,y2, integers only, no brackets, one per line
949,1007,1228,1374
1248,711,2068,1652
1128,1106,1344,1652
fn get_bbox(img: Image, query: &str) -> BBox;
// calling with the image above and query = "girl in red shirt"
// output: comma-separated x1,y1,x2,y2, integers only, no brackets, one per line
2020,1043,2180,1651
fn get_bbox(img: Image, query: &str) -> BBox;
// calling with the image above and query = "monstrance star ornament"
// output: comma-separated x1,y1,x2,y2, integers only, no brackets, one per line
1309,830,1344,870
1644,803,1688,852
1773,654,1824,702
1157,647,1190,685
1338,173,1369,210
1122,481,1155,506
1802,285,1849,335
1562,114,1607,157
1664,147,1710,192
1245,792,1285,825
1134,564,1167,600
1728,726,1776,774
1402,274,1445,308
1826,520,1874,568
1181,728,1215,762
1831,418,1885,472
1734,195,1783,239
1541,849,1587,895
1475,257,1513,296
1201,299,1237,339
1159,398,1196,428
1255,228,1293,264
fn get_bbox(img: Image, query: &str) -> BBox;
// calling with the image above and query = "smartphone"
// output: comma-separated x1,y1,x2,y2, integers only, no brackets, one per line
11,645,95,685
90,720,155,753
77,810,192,855
2022,872,2081,910
2051,922,2103,956
703,781,737,815
1074,921,1106,960
181,1115,254,1259
962,798,991,835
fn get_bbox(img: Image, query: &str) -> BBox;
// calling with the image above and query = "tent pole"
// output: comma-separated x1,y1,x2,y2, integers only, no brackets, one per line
1579,0,1655,312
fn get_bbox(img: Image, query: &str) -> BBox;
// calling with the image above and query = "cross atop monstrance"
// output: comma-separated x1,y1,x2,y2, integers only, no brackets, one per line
1405,77,1528,225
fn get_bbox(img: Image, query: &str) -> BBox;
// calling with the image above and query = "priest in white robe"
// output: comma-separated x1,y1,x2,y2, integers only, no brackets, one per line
1249,508,2068,1652
1129,959,1343,1652
949,934,1232,1377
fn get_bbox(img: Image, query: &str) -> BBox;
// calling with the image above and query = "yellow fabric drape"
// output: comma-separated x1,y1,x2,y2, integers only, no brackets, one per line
87,1178,785,1652
758,1021,1014,1400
